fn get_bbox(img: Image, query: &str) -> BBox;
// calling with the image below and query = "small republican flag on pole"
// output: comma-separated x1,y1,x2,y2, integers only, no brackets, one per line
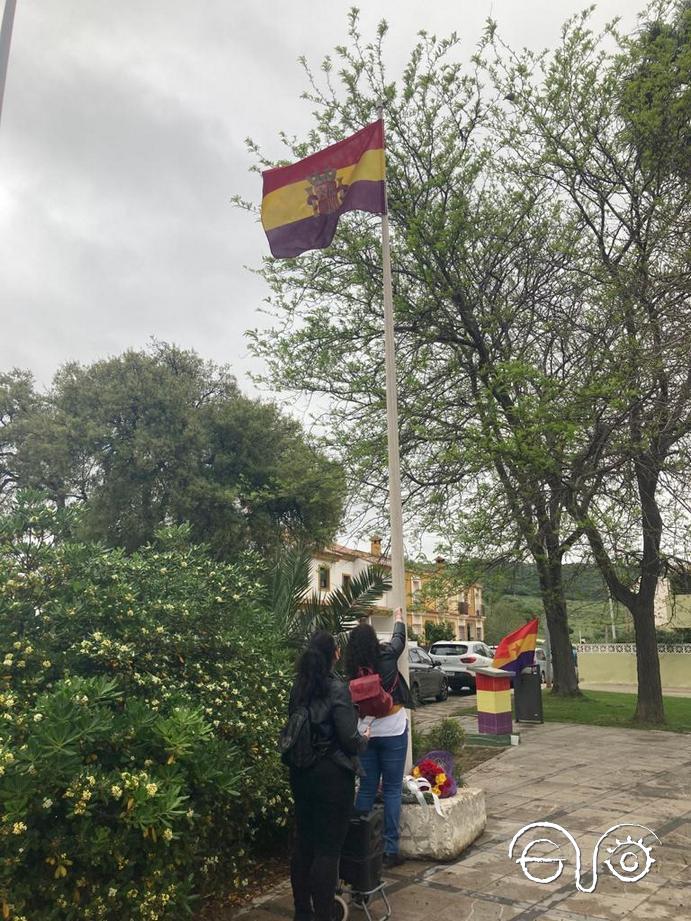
492,619,539,674
260,119,386,258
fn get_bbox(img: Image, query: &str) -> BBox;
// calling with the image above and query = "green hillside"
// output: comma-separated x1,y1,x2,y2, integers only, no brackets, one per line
482,593,635,645
480,561,611,602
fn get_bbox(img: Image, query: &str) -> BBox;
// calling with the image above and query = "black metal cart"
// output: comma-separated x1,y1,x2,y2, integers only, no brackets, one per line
334,806,391,921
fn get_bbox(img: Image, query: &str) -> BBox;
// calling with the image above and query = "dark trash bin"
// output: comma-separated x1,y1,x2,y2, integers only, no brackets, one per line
340,805,384,892
513,666,544,723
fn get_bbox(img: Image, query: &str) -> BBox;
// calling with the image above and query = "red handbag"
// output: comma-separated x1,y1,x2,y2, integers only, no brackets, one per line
348,668,398,718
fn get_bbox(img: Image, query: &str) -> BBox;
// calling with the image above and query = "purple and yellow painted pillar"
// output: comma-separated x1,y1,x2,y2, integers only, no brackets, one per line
473,667,513,736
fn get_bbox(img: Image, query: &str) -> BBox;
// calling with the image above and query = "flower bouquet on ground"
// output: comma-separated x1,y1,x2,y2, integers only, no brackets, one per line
402,750,458,810
412,750,457,797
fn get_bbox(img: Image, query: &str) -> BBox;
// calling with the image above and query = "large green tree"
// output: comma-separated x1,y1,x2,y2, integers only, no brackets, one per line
0,370,38,505
243,5,689,717
486,0,690,722
242,13,606,696
4,343,345,557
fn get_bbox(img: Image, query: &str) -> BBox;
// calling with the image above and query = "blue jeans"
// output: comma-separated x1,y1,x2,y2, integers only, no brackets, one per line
355,727,408,855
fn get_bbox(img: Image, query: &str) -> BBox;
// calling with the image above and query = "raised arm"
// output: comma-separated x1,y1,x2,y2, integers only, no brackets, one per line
387,607,406,657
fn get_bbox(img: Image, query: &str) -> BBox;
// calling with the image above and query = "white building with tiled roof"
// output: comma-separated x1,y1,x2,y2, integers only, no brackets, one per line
312,537,485,641
311,537,395,633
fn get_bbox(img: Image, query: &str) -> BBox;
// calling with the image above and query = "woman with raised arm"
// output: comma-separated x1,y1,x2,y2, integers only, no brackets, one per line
345,608,413,868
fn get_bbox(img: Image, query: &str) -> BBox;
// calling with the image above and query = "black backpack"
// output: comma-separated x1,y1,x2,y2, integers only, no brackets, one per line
278,705,318,769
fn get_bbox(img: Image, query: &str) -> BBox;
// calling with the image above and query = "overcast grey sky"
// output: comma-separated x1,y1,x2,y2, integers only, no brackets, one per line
1,0,640,394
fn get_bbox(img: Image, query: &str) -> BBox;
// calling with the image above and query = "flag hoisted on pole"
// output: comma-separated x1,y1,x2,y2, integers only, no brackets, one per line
260,115,411,750
261,120,386,258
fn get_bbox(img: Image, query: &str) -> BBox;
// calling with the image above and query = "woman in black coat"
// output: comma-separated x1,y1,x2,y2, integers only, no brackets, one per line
287,630,369,921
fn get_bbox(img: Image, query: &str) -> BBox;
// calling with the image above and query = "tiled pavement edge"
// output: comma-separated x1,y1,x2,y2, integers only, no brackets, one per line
236,720,690,921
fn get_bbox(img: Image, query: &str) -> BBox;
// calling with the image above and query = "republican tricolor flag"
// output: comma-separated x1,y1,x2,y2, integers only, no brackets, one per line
261,120,386,259
492,619,539,674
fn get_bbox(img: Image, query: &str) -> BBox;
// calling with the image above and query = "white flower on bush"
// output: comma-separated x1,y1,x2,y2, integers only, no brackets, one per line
163,828,173,841
146,783,158,797
42,798,53,809
33,713,43,722
12,822,27,834
111,785,123,798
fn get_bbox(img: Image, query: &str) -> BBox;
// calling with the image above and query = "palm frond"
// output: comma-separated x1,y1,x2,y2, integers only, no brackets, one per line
270,544,311,637
325,565,392,626
271,548,392,653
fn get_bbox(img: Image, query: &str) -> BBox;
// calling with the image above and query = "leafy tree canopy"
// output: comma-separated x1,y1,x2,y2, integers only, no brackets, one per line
242,2,690,717
3,343,346,557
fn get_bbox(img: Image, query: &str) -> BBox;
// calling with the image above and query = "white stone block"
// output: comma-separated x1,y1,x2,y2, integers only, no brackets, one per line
398,786,486,861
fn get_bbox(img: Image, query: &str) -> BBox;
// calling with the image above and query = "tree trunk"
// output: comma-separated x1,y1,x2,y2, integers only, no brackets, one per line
627,463,665,724
573,461,667,724
630,597,665,724
535,555,580,696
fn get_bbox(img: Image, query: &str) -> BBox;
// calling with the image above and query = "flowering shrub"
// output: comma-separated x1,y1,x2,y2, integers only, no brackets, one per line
0,497,293,919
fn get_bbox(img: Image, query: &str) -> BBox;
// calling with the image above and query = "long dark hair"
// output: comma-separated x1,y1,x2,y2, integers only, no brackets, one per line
344,623,381,679
294,631,336,705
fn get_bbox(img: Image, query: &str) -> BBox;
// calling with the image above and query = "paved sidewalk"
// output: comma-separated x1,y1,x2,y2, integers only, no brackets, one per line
411,694,477,733
237,721,691,920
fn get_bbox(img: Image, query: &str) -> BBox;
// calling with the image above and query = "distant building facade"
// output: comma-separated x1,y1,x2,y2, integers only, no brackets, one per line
311,537,485,641
406,557,485,642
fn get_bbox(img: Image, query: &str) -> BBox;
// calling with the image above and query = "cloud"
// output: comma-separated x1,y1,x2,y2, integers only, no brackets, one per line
0,0,639,390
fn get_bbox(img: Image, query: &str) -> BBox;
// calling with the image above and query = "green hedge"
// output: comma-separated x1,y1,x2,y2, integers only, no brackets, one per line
0,498,292,920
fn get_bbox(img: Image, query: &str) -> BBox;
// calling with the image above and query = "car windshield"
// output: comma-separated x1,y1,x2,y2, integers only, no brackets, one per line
431,644,468,656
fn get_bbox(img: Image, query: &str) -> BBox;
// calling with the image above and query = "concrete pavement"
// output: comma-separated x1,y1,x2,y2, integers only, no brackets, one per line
237,719,691,921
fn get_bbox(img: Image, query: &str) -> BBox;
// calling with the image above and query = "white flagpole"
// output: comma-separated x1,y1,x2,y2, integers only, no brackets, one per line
0,0,17,129
378,107,412,766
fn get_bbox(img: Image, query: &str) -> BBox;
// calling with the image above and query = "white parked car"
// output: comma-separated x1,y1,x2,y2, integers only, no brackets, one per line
534,647,547,682
428,641,494,693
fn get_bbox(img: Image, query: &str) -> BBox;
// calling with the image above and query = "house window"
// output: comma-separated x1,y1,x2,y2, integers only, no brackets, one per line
318,566,330,591
342,574,352,593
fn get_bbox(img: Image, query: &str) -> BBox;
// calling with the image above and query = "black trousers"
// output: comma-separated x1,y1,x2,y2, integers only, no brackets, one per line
289,758,355,921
